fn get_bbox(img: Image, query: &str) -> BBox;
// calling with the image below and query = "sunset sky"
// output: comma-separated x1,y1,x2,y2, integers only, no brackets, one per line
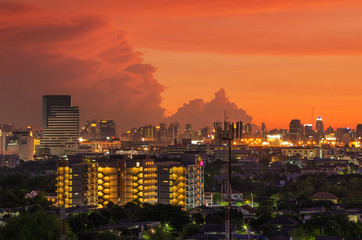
0,0,361,131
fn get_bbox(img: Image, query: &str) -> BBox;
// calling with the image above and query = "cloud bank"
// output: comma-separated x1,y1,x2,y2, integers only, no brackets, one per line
0,13,165,130
0,1,255,132
168,89,253,130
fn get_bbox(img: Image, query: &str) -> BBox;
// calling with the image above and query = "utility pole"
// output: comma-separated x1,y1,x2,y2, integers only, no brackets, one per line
214,119,243,240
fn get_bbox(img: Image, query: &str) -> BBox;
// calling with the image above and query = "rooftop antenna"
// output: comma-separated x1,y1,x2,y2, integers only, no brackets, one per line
214,116,243,240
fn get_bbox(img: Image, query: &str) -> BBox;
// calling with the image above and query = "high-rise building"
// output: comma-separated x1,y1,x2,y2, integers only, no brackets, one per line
41,95,79,156
156,123,168,142
99,120,117,139
304,124,313,140
157,154,204,210
244,123,252,138
199,127,210,139
168,122,180,142
261,122,267,138
0,130,34,161
356,124,362,139
316,116,324,133
289,119,302,141
184,123,192,139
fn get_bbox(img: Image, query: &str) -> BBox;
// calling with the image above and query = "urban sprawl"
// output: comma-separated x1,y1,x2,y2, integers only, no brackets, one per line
0,95,362,240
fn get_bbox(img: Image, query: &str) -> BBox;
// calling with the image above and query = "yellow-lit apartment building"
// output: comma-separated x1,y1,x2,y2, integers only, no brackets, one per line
56,155,157,208
56,158,98,208
157,154,204,210
125,155,157,204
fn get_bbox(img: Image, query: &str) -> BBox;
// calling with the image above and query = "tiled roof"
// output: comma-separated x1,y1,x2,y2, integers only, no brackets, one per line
311,192,339,200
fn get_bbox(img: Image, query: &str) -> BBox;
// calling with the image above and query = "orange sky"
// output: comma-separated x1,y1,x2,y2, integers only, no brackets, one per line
1,0,362,130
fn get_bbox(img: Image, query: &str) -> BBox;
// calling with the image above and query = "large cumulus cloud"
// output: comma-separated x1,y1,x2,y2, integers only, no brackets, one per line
0,2,256,133
0,13,165,131
168,89,253,129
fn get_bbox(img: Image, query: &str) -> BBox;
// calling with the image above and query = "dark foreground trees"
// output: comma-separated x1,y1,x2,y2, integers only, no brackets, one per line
0,211,76,240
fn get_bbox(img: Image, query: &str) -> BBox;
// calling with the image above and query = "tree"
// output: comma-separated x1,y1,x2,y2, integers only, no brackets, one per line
181,224,201,238
191,213,204,225
0,211,76,240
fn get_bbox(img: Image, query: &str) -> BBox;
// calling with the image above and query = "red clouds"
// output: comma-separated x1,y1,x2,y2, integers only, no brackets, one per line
169,89,253,130
0,10,165,130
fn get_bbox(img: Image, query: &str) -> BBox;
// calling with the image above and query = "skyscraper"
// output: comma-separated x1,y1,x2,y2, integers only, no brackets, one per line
185,123,192,139
316,116,324,133
356,124,362,139
289,119,302,141
41,95,79,156
261,122,267,138
98,120,117,139
304,124,313,140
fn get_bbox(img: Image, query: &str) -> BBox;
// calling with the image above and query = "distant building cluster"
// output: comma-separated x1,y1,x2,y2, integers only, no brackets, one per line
1,94,361,167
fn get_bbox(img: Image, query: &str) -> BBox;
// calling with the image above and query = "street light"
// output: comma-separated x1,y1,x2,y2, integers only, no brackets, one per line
243,224,250,240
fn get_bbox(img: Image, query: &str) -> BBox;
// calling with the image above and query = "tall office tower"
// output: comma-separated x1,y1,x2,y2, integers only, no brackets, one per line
125,155,157,205
356,124,362,138
142,125,155,140
173,122,180,139
80,120,91,139
99,120,117,139
289,119,302,141
336,127,352,143
184,123,192,139
155,123,168,142
304,124,313,140
316,116,324,133
167,122,181,142
41,95,79,156
244,123,252,138
80,120,98,139
261,122,267,137
200,127,210,139
157,154,204,210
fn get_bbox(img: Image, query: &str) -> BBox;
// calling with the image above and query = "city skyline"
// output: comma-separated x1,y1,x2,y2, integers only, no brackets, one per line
0,1,362,131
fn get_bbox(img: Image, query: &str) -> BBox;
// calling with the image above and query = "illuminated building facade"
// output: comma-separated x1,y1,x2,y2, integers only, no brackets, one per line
56,158,98,208
125,155,157,204
97,156,126,208
281,148,333,159
56,155,157,208
41,95,79,156
99,120,118,139
316,116,324,134
304,124,313,140
356,124,362,139
289,119,302,141
0,130,34,161
157,154,204,210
